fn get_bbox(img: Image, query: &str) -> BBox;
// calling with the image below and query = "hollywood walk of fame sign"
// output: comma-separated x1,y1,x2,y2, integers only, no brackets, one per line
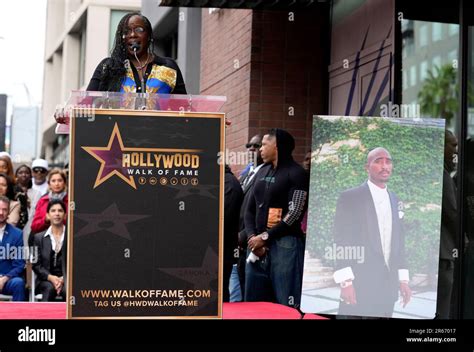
67,108,224,319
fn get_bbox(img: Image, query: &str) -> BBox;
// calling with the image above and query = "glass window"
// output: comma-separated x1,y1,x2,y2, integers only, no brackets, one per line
402,20,459,123
420,60,429,82
449,23,459,36
399,0,467,321
419,23,428,46
109,10,129,52
432,55,442,73
410,65,417,87
402,19,415,57
448,49,458,64
433,23,443,41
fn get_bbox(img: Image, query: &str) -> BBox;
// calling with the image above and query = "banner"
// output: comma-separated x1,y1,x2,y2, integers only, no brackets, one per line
301,116,445,319
67,109,224,319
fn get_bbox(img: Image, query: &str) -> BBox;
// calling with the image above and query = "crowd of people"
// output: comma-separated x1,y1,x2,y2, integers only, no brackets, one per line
1,11,458,320
0,154,67,302
224,130,310,309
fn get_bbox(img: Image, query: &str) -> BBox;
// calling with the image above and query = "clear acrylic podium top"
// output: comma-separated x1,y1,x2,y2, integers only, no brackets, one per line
56,90,227,134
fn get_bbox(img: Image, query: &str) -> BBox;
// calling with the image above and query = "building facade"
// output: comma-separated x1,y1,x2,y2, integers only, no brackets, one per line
151,0,474,319
42,0,141,166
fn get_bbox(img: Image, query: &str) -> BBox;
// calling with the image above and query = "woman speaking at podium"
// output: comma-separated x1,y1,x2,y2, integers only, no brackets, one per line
86,12,187,94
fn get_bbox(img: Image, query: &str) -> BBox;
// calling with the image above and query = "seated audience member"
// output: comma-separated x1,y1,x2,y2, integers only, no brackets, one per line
0,196,26,301
31,169,68,240
32,199,67,302
15,165,42,247
0,174,20,227
31,159,49,197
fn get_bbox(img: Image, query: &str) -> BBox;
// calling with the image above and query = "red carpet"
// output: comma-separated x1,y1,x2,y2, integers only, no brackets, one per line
302,313,326,319
0,302,326,319
223,302,301,319
0,302,67,319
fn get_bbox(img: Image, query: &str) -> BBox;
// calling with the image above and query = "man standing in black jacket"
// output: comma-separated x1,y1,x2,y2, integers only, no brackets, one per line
224,165,244,302
244,129,308,307
236,135,264,300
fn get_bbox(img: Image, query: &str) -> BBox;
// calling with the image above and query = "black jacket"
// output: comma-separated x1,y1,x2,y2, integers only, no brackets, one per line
224,166,244,261
32,230,67,282
244,129,309,241
333,182,407,306
440,168,458,260
238,163,263,247
86,56,187,94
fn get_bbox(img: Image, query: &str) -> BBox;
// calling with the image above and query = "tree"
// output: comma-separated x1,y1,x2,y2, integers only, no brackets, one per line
418,64,458,125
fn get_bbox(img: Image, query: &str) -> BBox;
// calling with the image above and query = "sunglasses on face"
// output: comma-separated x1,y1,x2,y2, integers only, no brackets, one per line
246,143,261,149
33,168,47,174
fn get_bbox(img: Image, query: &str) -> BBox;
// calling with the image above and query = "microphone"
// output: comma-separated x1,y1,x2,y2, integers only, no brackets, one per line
131,43,141,52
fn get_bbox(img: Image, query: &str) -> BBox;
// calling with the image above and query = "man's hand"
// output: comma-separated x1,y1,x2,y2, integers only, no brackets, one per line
253,247,267,258
248,234,266,251
0,276,9,292
48,275,62,291
340,283,357,305
56,277,64,295
399,281,412,308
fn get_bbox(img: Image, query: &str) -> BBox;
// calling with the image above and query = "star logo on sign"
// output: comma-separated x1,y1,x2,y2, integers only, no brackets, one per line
74,203,150,240
82,123,136,189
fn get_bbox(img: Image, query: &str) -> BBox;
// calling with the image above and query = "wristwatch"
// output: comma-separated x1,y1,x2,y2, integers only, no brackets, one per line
260,232,269,241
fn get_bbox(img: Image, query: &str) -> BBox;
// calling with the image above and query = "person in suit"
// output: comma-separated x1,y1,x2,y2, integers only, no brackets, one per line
32,199,67,302
233,136,265,300
244,129,308,307
239,135,262,184
332,147,411,317
0,196,26,301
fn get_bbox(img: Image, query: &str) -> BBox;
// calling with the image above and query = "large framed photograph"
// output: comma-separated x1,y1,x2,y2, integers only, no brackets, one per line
301,116,445,319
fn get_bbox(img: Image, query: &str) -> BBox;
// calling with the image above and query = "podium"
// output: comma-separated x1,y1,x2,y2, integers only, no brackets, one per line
63,91,226,319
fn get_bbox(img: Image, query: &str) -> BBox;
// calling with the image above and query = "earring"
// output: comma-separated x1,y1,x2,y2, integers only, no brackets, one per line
122,34,126,39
